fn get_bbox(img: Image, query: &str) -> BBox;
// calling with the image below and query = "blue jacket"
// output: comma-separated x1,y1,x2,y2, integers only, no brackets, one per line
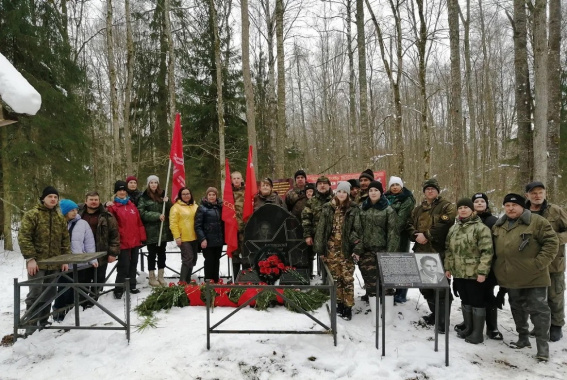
68,214,97,268
195,198,224,247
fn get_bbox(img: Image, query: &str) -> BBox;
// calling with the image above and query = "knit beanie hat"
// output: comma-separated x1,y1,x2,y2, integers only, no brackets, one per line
126,175,137,184
456,198,474,210
388,176,404,189
359,169,374,181
114,180,127,193
261,177,274,187
422,178,440,193
147,175,159,186
316,176,331,186
347,179,360,189
60,199,78,216
294,169,306,179
336,181,351,193
40,186,59,201
472,192,489,204
305,183,315,191
369,181,384,194
206,187,218,196
503,193,526,207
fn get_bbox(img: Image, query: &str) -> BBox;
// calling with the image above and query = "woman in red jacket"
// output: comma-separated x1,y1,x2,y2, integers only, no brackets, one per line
107,180,147,298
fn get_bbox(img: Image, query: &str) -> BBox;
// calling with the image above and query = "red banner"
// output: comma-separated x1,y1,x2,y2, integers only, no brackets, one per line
243,146,257,222
169,113,186,201
222,159,238,258
306,171,387,190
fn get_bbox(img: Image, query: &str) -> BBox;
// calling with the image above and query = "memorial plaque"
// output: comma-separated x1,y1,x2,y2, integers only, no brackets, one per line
243,204,309,269
377,252,449,288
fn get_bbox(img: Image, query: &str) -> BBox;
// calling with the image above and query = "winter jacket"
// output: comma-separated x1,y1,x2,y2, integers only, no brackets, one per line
492,210,558,289
314,199,363,258
233,185,245,231
78,204,120,265
444,215,493,279
360,196,400,253
407,196,456,260
253,191,285,211
169,199,198,242
18,202,72,270
285,187,308,220
385,187,416,252
137,190,173,244
526,200,567,273
126,189,143,206
478,210,498,230
195,197,224,247
302,190,333,239
67,214,97,268
107,199,146,249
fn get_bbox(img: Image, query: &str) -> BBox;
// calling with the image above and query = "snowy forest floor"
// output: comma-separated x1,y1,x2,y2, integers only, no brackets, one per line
0,244,566,380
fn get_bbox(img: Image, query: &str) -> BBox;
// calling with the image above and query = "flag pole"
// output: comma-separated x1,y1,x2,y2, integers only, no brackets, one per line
158,159,172,246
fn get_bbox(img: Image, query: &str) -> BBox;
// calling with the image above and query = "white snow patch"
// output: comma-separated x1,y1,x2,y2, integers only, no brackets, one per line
0,53,42,115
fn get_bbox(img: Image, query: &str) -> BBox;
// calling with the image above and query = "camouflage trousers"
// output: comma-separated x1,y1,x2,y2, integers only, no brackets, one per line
359,251,379,297
322,251,355,307
548,272,565,326
508,287,550,347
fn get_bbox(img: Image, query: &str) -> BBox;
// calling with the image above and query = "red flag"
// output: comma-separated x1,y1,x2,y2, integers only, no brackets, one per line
242,145,257,222
169,113,186,201
222,159,238,258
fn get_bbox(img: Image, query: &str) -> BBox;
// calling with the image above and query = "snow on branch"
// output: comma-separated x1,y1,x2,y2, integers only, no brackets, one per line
0,53,41,115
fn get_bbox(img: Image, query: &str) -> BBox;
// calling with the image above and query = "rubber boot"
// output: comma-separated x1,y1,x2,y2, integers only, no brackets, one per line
465,307,486,344
535,339,549,362
423,300,436,325
337,302,344,317
342,306,352,321
148,270,160,287
510,305,531,348
549,325,563,342
157,269,167,286
457,305,473,339
455,302,468,333
369,296,377,327
485,307,503,340
179,265,190,283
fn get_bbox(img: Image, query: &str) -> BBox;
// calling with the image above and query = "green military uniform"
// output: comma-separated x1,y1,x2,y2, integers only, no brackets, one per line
385,187,416,252
232,184,246,271
301,190,333,239
137,191,173,244
19,202,72,326
493,209,558,360
285,187,308,220
359,196,399,296
254,191,285,211
527,200,567,329
314,199,363,307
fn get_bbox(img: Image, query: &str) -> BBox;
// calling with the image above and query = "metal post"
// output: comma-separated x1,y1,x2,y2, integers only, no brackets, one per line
14,278,20,343
330,281,337,346
381,287,386,357
206,282,211,349
125,280,130,342
434,289,439,352
375,279,379,349
73,267,80,326
445,289,450,366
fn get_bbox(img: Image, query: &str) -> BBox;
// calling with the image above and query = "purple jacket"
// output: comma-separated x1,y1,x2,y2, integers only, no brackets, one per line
68,214,97,268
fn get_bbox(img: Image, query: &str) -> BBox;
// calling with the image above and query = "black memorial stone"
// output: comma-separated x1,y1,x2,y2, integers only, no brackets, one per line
243,204,309,269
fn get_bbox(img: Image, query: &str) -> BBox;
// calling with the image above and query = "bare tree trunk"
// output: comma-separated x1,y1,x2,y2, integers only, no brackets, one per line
123,0,134,174
241,0,257,174
164,0,176,127
546,0,561,199
274,0,286,178
532,0,548,183
106,0,120,179
263,0,277,176
210,0,226,186
356,0,371,164
294,43,308,162
512,0,533,185
448,0,464,198
346,0,357,162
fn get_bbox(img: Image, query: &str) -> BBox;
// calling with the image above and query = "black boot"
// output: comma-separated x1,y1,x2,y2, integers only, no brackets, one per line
232,263,241,281
423,300,436,326
457,304,473,339
549,325,563,342
341,306,352,321
436,299,450,334
337,302,345,317
485,307,503,340
180,264,190,283
509,336,531,349
465,307,485,344
535,338,549,362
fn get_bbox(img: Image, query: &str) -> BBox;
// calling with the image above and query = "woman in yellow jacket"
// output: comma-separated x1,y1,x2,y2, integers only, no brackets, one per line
169,187,199,283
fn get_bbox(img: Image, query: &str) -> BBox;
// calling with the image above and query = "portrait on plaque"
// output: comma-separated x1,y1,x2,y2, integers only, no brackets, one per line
415,254,445,284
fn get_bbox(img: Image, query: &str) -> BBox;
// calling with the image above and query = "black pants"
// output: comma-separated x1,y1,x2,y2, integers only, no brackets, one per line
147,242,167,270
203,246,223,282
116,248,139,291
53,267,96,310
453,278,486,308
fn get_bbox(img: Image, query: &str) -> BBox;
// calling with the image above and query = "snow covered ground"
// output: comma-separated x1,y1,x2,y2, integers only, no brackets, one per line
0,241,566,380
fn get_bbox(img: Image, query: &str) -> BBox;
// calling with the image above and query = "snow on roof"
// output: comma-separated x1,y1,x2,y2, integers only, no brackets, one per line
0,52,41,115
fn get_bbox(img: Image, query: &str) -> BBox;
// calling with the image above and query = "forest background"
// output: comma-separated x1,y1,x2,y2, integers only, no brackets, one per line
0,0,566,251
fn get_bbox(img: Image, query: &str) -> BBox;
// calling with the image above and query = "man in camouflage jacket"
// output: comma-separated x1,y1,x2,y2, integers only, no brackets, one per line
285,169,308,220
493,193,558,361
18,186,71,330
407,178,456,332
231,171,246,276
525,181,567,342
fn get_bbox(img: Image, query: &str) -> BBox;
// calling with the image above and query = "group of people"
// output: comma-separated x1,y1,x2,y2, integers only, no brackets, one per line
18,169,566,362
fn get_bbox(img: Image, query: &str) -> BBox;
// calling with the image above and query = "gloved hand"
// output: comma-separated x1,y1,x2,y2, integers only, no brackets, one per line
495,287,507,309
